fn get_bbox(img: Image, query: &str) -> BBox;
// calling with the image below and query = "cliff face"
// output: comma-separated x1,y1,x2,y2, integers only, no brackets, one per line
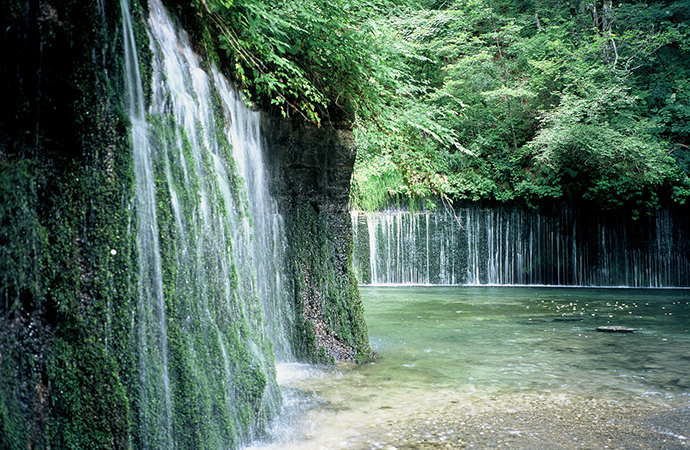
262,117,373,363
1,1,371,448
1,0,136,448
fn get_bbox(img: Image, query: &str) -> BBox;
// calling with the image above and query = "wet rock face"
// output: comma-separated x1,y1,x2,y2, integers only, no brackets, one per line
1,1,135,447
262,117,356,214
262,116,371,363
264,117,356,281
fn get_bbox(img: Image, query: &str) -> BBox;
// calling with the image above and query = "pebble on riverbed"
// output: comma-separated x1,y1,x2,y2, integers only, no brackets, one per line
348,394,689,450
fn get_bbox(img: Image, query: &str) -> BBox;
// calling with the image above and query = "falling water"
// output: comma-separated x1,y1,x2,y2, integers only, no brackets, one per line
352,203,690,287
121,0,292,447
121,0,174,446
211,70,292,361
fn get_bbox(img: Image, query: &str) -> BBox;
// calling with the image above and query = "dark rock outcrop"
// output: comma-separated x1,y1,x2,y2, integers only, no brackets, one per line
262,117,373,363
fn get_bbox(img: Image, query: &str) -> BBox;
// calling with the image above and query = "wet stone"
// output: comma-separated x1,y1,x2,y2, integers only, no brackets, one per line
596,326,638,332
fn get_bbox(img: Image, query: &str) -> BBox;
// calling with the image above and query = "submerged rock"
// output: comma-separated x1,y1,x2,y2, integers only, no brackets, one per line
596,326,638,333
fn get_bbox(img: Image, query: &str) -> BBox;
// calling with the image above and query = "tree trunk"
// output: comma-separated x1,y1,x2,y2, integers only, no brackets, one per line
587,0,617,65
600,0,617,65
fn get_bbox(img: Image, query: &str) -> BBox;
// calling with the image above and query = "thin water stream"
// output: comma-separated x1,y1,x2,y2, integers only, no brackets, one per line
250,286,690,449
122,0,286,445
352,207,690,287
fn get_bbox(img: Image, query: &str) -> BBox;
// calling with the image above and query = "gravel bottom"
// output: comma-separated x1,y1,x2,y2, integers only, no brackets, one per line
346,394,690,450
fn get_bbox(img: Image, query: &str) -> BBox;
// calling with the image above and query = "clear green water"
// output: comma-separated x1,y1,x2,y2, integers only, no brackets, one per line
362,286,690,400
251,287,690,449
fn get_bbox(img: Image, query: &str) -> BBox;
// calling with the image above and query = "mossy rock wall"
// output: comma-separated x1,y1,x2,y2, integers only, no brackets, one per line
0,0,139,448
262,117,374,363
1,1,374,448
1,0,279,448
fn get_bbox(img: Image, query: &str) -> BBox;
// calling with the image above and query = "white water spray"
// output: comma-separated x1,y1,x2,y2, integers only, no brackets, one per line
120,0,174,446
121,0,295,447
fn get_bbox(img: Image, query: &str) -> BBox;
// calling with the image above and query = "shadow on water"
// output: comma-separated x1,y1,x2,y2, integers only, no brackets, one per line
248,286,690,449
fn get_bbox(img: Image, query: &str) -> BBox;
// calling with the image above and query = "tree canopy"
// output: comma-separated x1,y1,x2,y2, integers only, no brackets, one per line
166,0,690,214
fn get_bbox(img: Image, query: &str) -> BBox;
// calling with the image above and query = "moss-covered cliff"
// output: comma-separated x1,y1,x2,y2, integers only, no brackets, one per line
262,118,374,363
0,1,372,448
1,0,138,447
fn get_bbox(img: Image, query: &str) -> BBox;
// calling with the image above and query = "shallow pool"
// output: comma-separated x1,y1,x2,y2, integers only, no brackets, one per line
248,287,690,449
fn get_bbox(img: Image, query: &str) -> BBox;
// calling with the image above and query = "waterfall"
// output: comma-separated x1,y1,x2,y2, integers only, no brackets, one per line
210,70,292,362
352,203,690,287
121,0,291,447
121,0,174,446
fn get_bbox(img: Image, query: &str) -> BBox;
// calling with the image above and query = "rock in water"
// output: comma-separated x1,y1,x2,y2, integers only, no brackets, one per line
596,326,637,333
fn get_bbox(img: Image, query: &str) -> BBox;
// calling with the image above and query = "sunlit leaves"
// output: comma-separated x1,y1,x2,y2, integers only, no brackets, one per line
188,0,690,210
353,0,690,210
209,0,379,123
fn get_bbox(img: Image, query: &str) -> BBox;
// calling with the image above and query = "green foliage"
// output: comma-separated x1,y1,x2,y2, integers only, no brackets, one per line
172,0,688,211
348,0,690,211
350,155,406,211
169,0,383,123
524,83,677,209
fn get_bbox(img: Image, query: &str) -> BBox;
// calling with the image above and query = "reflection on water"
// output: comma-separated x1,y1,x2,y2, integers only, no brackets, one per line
248,287,690,449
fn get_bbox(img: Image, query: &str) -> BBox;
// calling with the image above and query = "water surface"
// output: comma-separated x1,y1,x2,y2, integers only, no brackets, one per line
363,286,690,399
251,287,690,449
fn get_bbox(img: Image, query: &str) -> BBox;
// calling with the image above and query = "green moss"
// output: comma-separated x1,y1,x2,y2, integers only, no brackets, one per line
1,0,141,447
0,159,46,309
0,338,29,450
141,54,280,448
48,333,129,449
285,201,373,364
